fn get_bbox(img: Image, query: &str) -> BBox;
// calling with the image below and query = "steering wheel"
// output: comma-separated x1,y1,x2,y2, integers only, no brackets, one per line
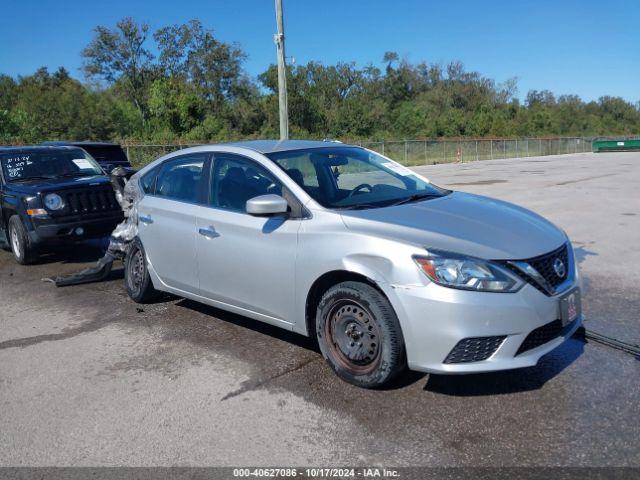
348,183,373,197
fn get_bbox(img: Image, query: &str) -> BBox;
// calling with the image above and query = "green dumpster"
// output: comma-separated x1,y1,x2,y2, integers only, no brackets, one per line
592,139,640,152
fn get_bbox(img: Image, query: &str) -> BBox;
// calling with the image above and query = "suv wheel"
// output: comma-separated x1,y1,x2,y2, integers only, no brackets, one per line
315,281,406,388
8,216,37,265
125,238,160,303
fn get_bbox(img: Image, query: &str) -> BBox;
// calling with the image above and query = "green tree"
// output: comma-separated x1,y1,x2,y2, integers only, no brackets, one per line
81,17,155,123
155,20,250,108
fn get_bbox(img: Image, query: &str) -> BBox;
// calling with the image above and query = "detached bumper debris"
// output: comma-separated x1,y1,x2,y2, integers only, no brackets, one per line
43,167,142,287
43,251,116,286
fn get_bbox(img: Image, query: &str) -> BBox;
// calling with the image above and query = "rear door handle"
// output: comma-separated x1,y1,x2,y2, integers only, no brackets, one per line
198,226,220,239
139,215,153,224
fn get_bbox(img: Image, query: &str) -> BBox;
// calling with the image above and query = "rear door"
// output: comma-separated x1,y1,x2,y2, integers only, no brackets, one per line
137,152,210,294
195,152,300,326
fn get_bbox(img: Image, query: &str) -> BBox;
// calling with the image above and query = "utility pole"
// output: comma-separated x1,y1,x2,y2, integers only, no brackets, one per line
274,0,289,140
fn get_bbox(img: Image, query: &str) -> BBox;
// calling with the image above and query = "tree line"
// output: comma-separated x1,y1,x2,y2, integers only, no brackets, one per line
1,17,639,145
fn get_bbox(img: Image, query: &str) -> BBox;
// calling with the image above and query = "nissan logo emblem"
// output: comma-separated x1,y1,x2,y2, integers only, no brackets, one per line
553,258,566,278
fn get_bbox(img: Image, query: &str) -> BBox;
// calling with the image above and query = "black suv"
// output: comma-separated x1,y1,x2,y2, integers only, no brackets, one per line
42,141,131,174
0,146,124,264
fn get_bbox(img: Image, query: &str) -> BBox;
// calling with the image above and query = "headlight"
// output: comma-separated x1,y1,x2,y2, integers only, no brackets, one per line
413,250,523,293
44,193,64,210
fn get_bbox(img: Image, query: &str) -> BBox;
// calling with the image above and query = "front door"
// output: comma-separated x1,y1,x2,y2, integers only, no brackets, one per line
137,153,209,294
195,153,300,325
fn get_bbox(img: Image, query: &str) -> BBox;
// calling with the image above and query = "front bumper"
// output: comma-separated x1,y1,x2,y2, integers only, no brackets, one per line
387,280,582,374
28,212,123,245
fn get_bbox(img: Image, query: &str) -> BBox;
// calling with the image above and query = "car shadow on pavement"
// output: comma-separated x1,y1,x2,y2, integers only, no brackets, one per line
35,238,109,265
423,337,585,396
380,369,428,390
573,245,598,266
175,298,430,390
176,298,319,353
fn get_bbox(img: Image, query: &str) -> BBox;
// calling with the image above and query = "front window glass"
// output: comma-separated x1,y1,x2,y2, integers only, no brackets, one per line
1,149,103,181
267,147,449,209
211,154,282,212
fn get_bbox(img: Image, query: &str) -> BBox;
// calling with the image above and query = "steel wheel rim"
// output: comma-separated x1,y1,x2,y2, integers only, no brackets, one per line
10,227,21,258
324,299,381,375
128,248,145,291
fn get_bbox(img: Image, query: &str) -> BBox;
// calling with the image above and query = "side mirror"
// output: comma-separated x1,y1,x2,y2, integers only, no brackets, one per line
246,194,289,216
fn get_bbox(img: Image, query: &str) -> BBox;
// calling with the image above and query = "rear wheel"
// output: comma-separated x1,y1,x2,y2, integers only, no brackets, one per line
125,238,160,303
8,215,37,265
315,281,406,388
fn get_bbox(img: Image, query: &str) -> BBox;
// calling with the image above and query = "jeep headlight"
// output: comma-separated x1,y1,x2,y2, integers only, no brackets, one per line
44,193,64,210
413,250,523,293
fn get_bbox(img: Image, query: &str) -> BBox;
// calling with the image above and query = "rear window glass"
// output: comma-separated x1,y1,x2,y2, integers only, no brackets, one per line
141,166,159,194
81,145,129,164
155,155,207,203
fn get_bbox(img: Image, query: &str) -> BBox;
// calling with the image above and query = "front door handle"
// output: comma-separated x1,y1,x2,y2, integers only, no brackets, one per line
139,215,154,224
198,226,220,239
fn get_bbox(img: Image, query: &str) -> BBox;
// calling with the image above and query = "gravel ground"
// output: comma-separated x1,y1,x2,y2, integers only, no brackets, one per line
0,152,638,467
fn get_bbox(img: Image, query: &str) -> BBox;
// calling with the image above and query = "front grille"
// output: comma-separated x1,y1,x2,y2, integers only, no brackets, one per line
60,186,120,215
444,336,506,364
503,244,569,295
516,320,563,355
528,244,569,289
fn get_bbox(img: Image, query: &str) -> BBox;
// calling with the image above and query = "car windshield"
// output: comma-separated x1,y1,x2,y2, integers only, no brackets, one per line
0,149,103,182
267,146,450,209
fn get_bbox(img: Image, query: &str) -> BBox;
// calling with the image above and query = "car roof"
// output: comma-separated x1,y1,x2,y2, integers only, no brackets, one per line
0,145,84,153
225,139,354,154
41,141,120,147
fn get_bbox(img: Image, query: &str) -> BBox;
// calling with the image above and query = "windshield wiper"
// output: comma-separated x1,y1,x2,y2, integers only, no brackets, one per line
337,204,382,211
390,193,440,206
10,175,56,182
336,193,441,210
58,172,96,178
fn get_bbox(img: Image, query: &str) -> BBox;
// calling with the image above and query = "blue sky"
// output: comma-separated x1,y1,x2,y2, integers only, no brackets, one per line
2,0,638,102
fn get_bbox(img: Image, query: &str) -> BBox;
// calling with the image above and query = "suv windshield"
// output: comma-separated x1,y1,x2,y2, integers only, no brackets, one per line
1,149,103,182
268,146,449,209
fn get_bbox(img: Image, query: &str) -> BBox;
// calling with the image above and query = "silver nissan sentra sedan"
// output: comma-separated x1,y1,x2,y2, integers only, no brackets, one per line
125,140,582,388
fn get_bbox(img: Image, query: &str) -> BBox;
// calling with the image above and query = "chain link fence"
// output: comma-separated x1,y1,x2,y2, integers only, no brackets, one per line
357,137,595,166
123,137,596,168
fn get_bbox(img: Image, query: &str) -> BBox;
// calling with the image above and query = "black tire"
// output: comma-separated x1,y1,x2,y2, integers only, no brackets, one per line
315,281,406,388
8,215,38,264
124,237,160,303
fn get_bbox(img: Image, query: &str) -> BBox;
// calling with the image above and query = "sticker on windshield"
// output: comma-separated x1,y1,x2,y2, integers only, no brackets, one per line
381,161,413,176
4,155,31,178
72,159,94,170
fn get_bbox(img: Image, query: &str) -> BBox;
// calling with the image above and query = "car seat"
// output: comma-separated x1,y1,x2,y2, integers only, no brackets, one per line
286,168,305,187
219,167,251,210
158,168,196,201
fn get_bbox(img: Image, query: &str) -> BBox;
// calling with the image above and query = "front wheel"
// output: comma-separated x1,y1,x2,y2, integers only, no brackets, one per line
124,238,160,303
8,215,38,264
315,281,406,388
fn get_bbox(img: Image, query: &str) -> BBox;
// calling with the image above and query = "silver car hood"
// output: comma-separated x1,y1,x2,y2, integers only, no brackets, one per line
339,192,567,260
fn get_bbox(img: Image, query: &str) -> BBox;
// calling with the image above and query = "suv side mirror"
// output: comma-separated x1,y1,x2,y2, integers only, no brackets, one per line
246,194,289,216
